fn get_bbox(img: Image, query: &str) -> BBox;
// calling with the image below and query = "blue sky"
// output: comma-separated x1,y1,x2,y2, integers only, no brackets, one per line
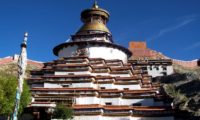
0,0,199,62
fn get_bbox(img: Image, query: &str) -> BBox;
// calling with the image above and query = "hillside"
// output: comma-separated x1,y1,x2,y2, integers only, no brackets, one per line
154,65,200,119
0,55,43,76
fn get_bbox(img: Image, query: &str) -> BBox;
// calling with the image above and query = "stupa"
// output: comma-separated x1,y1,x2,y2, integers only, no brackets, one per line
28,2,174,120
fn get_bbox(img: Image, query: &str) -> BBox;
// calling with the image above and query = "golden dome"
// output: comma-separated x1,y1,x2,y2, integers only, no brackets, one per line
76,21,110,35
76,2,111,35
81,2,110,23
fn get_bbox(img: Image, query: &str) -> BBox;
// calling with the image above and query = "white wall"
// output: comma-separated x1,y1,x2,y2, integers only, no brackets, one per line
55,71,90,75
71,83,94,88
44,83,61,88
58,45,128,63
76,97,120,105
98,84,113,89
91,73,109,76
147,65,174,78
131,117,174,120
58,45,78,58
103,116,130,120
167,66,174,75
110,74,131,77
89,46,127,63
43,78,142,90
44,82,96,88
76,97,99,104
100,98,120,105
115,84,141,90
75,97,154,106
73,116,174,120
73,116,102,120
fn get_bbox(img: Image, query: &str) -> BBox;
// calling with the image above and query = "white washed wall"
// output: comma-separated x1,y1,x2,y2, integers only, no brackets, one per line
115,84,141,90
89,46,127,63
131,117,174,120
110,74,131,77
73,116,102,120
76,97,99,104
100,98,120,105
58,45,78,58
147,65,174,78
103,116,130,120
73,116,174,120
58,45,128,63
44,83,61,88
98,84,113,89
91,73,109,76
75,97,155,106
71,83,94,88
55,71,90,75
167,66,174,75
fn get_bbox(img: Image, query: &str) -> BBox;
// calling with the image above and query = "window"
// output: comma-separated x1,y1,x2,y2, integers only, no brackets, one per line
155,66,159,70
132,103,141,106
100,87,105,89
163,66,167,70
149,66,152,70
124,88,129,90
105,102,112,105
163,72,167,76
62,85,70,87
68,73,74,75
142,67,147,70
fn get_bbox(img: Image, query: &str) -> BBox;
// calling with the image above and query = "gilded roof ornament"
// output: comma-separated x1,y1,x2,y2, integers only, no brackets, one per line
92,0,99,9
76,1,111,35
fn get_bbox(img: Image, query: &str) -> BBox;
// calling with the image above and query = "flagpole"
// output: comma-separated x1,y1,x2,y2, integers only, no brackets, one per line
12,32,28,120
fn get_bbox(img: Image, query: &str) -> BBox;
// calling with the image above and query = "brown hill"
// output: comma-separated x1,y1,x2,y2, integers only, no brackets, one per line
0,55,43,76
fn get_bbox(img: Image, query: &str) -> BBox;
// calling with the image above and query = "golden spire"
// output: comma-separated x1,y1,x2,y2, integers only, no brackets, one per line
76,1,111,35
92,0,99,9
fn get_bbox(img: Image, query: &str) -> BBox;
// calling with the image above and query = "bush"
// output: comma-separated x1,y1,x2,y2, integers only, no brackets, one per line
52,104,73,120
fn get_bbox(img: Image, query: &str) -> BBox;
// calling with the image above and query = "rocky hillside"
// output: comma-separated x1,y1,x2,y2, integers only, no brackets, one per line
154,65,200,120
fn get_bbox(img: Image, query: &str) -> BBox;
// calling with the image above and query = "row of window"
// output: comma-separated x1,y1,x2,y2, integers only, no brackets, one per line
148,66,167,71
105,102,141,106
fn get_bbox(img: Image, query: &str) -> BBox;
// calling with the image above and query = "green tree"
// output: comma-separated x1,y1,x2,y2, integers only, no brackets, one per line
52,104,73,120
0,71,31,119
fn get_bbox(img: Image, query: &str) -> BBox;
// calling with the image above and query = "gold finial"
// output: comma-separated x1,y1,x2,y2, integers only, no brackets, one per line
92,0,99,9
23,32,28,45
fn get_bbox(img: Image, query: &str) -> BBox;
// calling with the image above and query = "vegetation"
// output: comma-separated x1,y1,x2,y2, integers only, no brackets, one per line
154,64,200,119
164,84,188,109
52,104,73,120
0,71,31,119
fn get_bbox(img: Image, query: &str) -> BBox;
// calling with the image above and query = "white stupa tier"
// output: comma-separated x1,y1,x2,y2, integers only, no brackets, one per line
53,41,131,63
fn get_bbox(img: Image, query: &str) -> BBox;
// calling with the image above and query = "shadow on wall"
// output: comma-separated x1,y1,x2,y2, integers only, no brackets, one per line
152,73,187,84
